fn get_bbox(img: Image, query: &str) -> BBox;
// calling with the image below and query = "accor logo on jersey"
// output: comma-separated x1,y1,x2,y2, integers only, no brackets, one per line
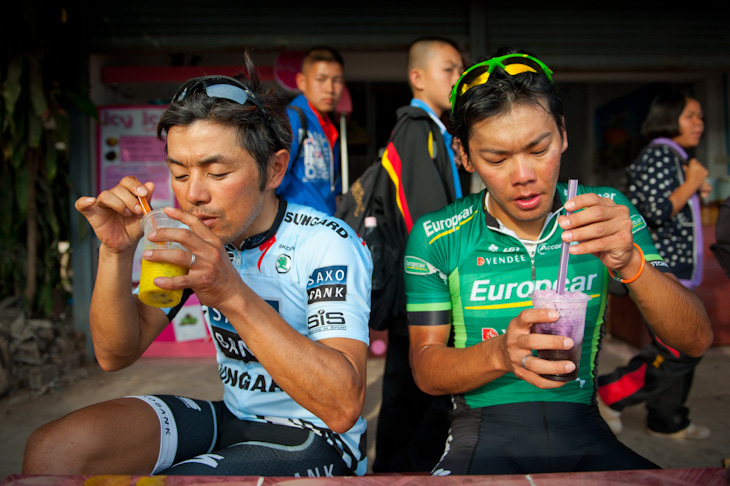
284,211,349,239
307,265,347,304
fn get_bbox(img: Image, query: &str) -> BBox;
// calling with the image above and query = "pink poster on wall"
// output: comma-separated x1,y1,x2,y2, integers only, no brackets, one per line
97,106,212,355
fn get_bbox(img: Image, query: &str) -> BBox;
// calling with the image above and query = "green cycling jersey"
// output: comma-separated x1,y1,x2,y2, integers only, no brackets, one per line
404,183,668,409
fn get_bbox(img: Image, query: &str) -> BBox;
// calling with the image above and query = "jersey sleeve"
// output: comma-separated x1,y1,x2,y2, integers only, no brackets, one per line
300,221,372,344
403,212,453,325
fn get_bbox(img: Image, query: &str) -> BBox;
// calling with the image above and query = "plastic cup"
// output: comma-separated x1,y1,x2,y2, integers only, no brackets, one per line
530,289,591,381
138,209,190,308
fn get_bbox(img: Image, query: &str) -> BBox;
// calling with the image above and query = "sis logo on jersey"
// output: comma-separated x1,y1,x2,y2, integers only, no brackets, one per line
307,265,348,304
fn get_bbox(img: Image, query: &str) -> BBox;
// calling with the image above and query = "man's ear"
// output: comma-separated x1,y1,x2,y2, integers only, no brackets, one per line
295,72,306,94
409,68,424,92
267,149,290,189
457,139,474,173
560,116,568,153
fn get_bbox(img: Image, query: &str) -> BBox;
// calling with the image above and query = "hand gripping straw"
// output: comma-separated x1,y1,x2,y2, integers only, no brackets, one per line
556,179,578,294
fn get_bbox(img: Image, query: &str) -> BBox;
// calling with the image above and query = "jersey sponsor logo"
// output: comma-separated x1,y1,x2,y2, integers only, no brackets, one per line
276,254,292,273
469,274,599,304
477,257,485,266
219,364,283,393
307,265,347,303
630,213,647,233
308,309,346,333
284,211,349,238
475,253,530,265
212,326,259,364
537,242,563,256
482,328,499,340
208,300,280,328
404,256,447,283
423,206,475,238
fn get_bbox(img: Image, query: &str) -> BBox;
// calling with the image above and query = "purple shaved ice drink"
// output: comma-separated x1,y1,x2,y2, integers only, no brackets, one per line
530,289,591,382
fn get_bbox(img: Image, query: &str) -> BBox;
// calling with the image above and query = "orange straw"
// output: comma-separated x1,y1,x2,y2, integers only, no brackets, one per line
138,195,152,215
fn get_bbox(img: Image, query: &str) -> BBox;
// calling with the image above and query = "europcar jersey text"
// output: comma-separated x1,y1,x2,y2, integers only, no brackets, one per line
404,184,667,410
165,201,372,475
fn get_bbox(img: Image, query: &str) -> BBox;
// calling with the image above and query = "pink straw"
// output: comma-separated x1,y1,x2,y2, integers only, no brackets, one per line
557,179,579,294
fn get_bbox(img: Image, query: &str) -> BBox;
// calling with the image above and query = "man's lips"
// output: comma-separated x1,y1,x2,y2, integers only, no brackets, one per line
192,214,217,227
513,194,541,210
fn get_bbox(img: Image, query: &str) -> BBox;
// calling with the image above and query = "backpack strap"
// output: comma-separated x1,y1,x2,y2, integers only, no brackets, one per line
289,106,308,161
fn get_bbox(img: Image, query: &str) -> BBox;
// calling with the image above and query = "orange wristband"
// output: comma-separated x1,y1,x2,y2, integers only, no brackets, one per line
607,243,645,284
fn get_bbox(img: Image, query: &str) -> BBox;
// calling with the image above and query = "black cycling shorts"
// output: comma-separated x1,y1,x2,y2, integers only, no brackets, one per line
133,395,351,477
433,401,659,475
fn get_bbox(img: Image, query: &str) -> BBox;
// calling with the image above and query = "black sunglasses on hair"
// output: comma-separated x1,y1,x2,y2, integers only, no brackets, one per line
172,75,271,123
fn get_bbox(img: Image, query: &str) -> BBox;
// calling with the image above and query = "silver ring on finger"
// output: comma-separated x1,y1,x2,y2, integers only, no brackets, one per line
188,253,196,269
522,354,530,368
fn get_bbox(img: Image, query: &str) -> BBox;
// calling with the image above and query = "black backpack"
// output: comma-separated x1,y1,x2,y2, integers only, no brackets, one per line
335,113,411,331
711,196,730,279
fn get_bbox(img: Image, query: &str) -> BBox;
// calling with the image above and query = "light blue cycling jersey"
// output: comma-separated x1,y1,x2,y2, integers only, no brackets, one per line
162,199,372,475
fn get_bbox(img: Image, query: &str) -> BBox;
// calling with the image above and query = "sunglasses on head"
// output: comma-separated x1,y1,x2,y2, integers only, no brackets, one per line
450,54,553,112
172,75,270,120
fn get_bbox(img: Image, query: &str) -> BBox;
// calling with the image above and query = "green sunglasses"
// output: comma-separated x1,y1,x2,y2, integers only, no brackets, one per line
450,54,554,112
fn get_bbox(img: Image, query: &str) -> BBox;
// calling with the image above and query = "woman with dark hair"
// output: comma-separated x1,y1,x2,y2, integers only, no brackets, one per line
403,48,712,475
597,92,711,440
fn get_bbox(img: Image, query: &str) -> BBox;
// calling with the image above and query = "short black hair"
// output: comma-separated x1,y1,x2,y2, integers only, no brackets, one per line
157,51,292,191
451,47,564,154
641,92,688,140
301,46,344,71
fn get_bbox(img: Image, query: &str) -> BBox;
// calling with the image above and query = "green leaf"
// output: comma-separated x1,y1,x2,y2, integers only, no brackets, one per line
2,55,23,125
69,91,99,120
36,282,54,317
14,162,29,218
29,60,48,118
45,140,58,182
28,112,43,148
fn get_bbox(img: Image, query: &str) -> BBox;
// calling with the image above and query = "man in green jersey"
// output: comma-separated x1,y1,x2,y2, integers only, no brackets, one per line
404,48,713,476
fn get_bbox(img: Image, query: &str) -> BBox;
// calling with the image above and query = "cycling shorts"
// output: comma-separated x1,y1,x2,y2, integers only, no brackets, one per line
433,401,659,475
133,395,352,477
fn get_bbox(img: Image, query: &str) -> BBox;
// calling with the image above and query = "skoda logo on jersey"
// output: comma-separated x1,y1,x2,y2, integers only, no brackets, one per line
276,254,292,273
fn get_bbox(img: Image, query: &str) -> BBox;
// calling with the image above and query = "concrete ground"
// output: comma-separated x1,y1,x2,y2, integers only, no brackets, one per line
1,336,728,479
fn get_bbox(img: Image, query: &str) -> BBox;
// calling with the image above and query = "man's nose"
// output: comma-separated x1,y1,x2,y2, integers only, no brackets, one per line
186,175,211,205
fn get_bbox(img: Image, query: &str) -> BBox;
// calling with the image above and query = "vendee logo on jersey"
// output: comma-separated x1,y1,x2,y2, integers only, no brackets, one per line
307,265,347,304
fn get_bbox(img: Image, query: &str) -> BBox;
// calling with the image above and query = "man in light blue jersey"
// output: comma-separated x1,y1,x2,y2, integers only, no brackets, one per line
23,52,372,477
